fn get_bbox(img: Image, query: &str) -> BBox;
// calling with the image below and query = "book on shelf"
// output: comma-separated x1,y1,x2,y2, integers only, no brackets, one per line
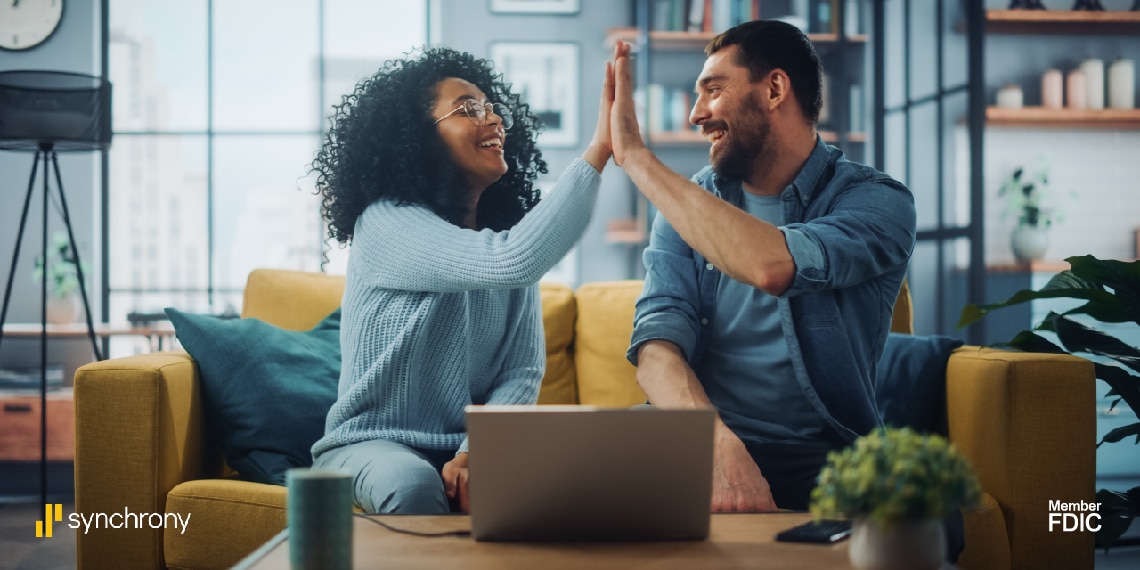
0,365,64,392
648,0,761,32
636,84,701,136
849,82,864,132
844,0,862,36
807,0,839,35
642,0,858,36
819,71,831,127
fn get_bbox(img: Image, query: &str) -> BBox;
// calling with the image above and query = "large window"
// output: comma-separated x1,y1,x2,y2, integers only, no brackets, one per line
107,0,427,354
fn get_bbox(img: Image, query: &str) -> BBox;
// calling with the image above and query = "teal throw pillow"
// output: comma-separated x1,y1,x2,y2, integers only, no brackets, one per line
165,307,341,486
874,333,964,435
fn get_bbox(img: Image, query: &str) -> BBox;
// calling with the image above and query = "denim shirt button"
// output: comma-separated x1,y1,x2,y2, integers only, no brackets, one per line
705,263,714,271
700,318,709,325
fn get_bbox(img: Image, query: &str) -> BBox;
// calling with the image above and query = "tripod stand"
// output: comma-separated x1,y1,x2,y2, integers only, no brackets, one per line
0,144,103,505
0,69,110,506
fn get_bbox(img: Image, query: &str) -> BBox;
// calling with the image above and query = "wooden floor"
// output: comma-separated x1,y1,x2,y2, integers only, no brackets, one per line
0,502,76,570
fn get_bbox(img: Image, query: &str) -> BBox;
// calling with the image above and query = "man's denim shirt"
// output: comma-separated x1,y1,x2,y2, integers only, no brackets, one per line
626,137,917,442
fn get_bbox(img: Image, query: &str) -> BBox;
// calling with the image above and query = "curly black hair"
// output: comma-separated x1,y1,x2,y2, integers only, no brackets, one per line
312,47,548,243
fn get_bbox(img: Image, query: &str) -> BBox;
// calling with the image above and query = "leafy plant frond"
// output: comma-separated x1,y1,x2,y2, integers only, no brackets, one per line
1039,312,1140,372
1097,487,1140,552
1099,424,1140,447
1091,364,1140,437
958,255,1140,550
1068,256,1140,321
1003,330,1067,354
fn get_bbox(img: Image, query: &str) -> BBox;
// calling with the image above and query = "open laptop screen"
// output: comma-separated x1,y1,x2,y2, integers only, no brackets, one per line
466,406,715,542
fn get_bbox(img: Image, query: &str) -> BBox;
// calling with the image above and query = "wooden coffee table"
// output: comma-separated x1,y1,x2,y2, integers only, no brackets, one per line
235,512,851,569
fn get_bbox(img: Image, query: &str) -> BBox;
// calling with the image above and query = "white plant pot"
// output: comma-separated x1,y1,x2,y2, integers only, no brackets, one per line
1011,225,1049,263
849,518,946,570
46,294,81,325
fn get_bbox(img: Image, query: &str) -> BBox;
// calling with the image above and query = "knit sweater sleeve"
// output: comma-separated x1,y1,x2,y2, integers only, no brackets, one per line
457,284,544,453
353,158,600,293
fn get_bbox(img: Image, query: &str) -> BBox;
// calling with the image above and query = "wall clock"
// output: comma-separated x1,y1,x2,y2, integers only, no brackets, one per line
0,0,64,51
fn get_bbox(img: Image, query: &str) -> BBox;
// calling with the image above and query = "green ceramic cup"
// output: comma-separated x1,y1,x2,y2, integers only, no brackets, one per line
287,468,353,570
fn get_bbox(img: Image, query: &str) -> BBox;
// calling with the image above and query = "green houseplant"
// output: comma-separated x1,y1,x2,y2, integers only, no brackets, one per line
998,159,1073,262
998,159,1065,230
32,232,88,323
33,231,84,298
958,255,1140,550
811,427,981,569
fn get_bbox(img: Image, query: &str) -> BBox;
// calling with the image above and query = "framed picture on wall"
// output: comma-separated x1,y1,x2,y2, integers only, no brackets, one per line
490,42,579,148
489,0,580,15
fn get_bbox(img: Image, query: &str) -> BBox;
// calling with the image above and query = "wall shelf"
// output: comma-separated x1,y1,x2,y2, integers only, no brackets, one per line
986,9,1140,34
605,28,867,51
986,107,1140,128
986,260,1072,274
605,218,647,245
647,130,866,145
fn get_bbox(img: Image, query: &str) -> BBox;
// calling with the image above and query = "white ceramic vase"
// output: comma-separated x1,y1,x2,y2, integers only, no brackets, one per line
849,518,946,570
1011,225,1048,263
46,293,81,324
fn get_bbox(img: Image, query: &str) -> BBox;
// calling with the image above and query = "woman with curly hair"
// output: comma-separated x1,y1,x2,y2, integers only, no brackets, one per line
309,45,614,515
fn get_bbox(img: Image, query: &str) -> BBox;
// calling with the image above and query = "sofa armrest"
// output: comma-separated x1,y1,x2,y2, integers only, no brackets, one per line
74,351,216,570
946,346,1096,570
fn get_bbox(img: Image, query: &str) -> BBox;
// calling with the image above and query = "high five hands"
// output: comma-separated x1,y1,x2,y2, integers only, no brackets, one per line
607,41,647,167
588,41,648,171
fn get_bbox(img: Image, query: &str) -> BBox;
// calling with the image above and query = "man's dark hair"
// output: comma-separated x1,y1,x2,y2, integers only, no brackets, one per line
311,47,547,243
705,20,823,124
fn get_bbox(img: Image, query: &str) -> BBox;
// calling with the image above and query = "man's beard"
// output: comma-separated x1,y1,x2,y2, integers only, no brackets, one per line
710,95,770,181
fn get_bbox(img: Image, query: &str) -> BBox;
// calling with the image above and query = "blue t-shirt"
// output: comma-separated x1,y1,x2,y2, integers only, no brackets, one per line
696,191,831,445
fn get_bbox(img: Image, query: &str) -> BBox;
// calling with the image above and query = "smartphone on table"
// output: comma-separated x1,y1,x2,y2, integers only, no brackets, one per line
774,519,852,544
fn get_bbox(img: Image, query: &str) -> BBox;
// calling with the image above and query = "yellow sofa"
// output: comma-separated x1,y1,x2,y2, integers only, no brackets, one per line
74,269,1096,569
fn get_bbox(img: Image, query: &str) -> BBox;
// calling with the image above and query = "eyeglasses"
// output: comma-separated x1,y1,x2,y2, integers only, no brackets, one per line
434,100,514,130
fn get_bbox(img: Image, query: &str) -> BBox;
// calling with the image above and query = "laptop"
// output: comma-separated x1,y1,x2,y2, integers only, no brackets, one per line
465,405,715,542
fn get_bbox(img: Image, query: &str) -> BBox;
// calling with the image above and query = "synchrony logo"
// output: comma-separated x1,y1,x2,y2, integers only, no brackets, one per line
35,504,63,538
34,504,191,538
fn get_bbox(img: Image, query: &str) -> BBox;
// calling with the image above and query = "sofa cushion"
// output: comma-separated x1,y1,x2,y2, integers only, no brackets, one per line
164,479,287,570
539,283,578,404
241,269,346,330
875,333,963,434
575,281,646,407
958,492,1011,570
165,307,341,486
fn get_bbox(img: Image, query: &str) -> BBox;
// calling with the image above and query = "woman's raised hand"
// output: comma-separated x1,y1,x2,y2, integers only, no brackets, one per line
582,43,618,173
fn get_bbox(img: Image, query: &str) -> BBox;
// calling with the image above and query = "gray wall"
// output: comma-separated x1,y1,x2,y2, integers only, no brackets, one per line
437,0,636,284
0,2,103,382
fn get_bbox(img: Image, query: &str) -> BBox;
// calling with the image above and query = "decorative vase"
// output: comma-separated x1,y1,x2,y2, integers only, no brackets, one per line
46,293,81,324
849,518,946,570
1011,225,1049,263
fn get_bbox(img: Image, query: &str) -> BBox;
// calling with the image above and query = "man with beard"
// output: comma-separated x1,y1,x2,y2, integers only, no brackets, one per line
609,21,918,516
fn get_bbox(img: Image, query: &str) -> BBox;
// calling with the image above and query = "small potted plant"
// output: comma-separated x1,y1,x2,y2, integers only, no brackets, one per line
997,158,1072,263
811,427,982,570
33,231,87,324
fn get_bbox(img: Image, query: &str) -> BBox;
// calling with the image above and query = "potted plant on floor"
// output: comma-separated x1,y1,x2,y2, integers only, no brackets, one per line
33,231,87,324
958,255,1140,551
810,427,981,570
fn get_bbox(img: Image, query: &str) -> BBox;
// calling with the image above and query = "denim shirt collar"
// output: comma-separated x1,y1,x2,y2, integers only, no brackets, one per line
789,135,840,206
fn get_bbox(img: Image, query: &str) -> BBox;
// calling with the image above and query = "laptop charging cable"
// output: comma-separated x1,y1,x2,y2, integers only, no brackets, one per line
353,512,473,537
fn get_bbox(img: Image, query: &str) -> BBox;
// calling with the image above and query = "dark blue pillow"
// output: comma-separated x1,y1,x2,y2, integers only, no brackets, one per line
165,307,341,486
875,333,964,434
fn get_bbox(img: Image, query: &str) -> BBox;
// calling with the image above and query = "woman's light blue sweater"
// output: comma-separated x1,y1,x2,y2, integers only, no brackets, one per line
312,159,600,458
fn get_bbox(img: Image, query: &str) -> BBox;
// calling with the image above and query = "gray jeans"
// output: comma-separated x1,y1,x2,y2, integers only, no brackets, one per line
313,438,455,514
